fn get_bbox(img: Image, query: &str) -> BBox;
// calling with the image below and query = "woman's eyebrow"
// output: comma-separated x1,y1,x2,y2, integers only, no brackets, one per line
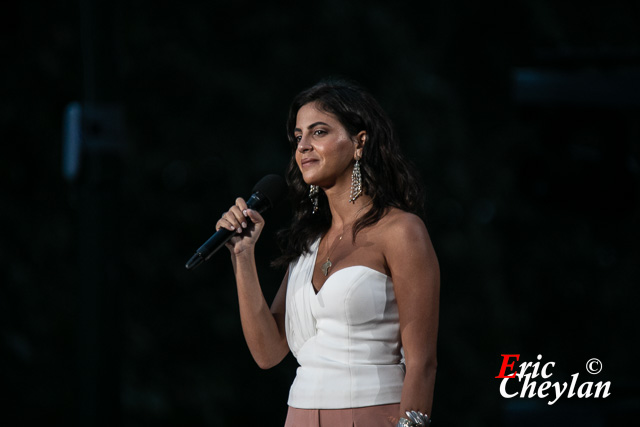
294,121,331,133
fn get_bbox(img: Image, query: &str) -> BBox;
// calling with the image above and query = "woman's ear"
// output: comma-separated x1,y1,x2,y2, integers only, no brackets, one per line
354,130,367,159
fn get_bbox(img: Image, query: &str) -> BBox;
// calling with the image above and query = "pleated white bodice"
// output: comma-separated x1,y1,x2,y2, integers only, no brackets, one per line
285,238,404,409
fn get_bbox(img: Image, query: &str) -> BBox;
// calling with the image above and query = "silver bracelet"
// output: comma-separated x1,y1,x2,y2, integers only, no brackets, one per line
396,410,431,427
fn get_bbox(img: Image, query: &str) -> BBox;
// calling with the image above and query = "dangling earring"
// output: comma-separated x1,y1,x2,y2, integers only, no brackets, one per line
349,158,362,203
309,185,319,213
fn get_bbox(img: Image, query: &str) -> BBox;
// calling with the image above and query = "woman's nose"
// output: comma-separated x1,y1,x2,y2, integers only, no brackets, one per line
297,136,312,152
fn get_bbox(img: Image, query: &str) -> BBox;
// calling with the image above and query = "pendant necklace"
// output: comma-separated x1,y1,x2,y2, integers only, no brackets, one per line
320,228,346,276
319,204,370,276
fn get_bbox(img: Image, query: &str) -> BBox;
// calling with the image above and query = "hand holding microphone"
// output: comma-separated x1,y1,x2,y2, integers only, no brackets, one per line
216,197,265,255
185,174,287,270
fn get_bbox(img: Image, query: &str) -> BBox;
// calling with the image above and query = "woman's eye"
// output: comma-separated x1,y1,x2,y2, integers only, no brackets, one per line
294,135,302,143
313,129,326,136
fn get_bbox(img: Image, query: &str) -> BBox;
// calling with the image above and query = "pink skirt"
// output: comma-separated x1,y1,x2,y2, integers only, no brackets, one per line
284,403,400,427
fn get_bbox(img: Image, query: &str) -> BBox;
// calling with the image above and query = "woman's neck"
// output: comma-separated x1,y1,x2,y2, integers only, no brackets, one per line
324,185,372,230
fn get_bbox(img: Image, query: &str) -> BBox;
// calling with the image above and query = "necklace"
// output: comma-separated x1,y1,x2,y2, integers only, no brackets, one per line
320,233,342,276
318,202,370,276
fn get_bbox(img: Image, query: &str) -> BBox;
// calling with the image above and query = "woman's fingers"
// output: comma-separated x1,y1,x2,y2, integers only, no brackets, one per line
213,201,266,254
217,216,236,232
244,208,264,226
228,205,247,233
215,198,262,235
216,211,242,234
223,197,251,233
235,197,249,213
214,198,267,256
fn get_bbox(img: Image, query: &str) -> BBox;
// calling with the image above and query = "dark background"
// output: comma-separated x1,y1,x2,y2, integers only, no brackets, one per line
2,0,639,426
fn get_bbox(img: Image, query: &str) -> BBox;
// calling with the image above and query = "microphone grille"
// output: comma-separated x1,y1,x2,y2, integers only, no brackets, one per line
252,174,287,207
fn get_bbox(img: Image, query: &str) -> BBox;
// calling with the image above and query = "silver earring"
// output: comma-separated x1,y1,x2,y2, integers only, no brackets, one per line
349,159,362,203
309,185,319,213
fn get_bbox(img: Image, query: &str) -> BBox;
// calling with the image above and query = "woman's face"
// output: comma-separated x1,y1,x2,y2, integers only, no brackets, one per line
294,102,363,189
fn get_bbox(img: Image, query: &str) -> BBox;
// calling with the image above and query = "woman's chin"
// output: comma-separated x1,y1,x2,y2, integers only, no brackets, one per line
301,174,320,186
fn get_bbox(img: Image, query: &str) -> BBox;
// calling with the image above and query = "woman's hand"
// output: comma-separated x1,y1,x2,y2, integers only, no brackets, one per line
216,197,265,255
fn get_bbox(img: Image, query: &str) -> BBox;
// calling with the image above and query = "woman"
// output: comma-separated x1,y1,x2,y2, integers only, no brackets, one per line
216,80,439,427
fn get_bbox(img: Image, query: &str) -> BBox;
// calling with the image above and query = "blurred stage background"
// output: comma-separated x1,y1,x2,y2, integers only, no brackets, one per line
2,0,639,426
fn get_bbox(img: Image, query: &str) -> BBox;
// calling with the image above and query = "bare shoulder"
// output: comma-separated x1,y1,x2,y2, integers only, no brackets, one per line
376,208,437,274
377,208,430,243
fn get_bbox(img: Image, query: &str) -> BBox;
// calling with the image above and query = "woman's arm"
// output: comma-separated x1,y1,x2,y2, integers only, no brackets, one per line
218,198,290,369
384,212,440,419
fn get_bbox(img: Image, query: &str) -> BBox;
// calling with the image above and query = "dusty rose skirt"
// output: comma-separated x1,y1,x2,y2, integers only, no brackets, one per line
284,403,400,427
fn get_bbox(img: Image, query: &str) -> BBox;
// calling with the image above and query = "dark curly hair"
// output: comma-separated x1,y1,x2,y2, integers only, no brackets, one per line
273,79,425,267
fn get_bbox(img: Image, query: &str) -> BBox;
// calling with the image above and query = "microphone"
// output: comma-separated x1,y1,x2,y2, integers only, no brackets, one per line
185,174,287,270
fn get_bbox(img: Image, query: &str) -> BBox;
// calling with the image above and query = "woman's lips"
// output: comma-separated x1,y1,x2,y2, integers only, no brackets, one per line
301,158,318,167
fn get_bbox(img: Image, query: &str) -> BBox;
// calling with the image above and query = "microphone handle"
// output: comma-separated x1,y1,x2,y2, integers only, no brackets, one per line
199,228,235,262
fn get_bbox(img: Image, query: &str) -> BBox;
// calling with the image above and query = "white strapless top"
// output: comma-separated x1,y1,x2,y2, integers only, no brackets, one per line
285,238,404,409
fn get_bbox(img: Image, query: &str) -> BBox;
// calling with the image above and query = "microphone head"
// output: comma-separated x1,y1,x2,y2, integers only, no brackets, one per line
251,174,287,210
